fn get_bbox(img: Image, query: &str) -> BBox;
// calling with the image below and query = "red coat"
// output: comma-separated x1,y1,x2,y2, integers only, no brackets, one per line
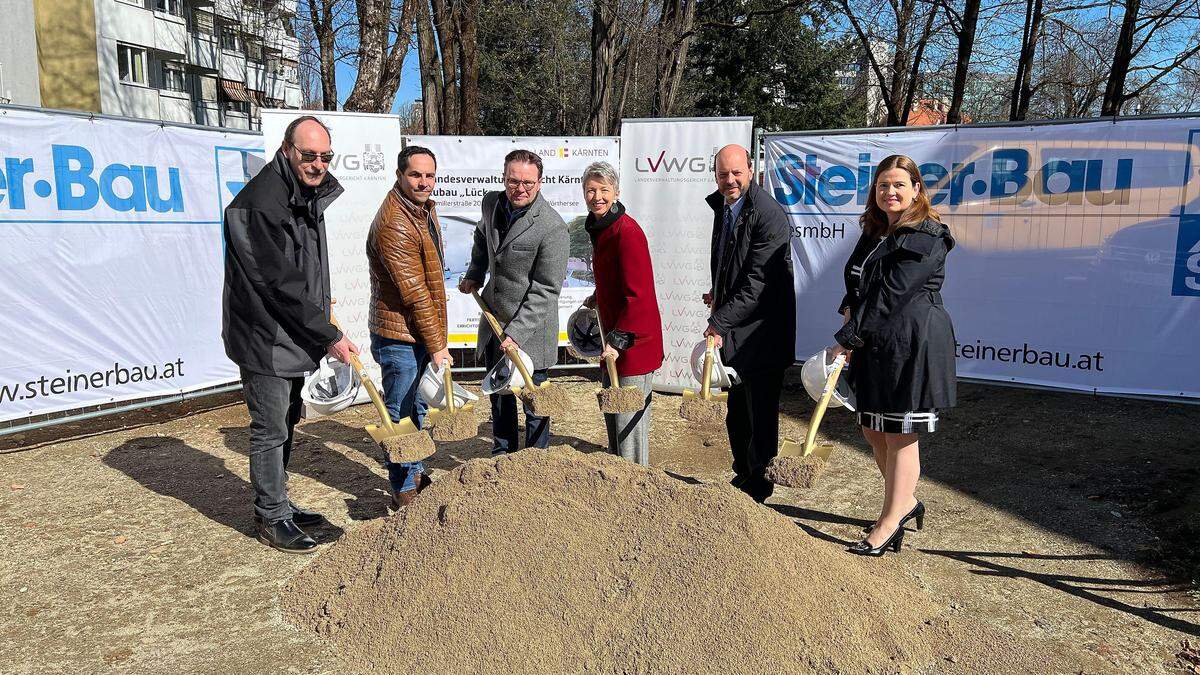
589,207,664,377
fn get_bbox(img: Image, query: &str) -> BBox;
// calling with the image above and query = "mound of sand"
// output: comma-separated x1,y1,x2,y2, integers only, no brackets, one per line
284,447,1018,672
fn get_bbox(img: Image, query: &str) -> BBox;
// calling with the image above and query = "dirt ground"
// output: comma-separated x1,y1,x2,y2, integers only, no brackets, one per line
2,370,1199,673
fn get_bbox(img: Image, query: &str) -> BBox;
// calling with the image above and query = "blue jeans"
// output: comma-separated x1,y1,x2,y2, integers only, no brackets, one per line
370,334,427,493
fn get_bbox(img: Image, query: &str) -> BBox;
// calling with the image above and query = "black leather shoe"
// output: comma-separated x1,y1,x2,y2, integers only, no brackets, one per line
848,525,904,557
288,502,325,527
256,518,318,554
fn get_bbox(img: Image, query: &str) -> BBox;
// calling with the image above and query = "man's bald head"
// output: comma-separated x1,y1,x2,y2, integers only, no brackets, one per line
714,144,752,203
281,116,333,189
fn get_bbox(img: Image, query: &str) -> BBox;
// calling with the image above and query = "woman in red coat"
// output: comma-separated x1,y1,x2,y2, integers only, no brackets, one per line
582,161,664,465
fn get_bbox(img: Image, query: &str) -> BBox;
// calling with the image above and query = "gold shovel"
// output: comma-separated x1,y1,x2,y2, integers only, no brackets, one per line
426,363,478,442
680,335,727,424
594,312,644,414
767,354,847,488
330,314,434,463
472,291,567,418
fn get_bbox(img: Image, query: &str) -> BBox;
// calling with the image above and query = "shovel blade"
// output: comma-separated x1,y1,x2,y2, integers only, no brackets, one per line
778,437,804,458
428,402,477,427
365,417,420,445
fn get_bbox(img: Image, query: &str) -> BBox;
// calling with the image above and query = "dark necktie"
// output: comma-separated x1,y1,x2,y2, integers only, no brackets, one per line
717,204,734,274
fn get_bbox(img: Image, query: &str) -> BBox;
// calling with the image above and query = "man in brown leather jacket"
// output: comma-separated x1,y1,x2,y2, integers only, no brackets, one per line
366,145,452,508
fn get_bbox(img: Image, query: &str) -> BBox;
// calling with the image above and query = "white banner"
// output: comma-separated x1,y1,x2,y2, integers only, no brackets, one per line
619,117,754,392
764,118,1200,398
261,110,403,385
0,107,263,422
404,135,619,347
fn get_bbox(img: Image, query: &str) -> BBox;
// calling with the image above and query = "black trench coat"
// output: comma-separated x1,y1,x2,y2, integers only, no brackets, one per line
834,219,957,413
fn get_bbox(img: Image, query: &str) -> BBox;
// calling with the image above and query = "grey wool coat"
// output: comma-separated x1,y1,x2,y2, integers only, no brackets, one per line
464,191,569,370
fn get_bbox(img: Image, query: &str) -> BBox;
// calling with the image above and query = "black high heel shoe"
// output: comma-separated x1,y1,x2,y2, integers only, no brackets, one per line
862,500,926,533
848,525,904,557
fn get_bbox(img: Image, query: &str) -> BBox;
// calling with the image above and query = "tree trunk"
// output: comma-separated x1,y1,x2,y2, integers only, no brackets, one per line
344,0,417,113
416,0,443,133
1008,0,1042,120
899,3,937,124
652,0,696,116
588,0,617,135
455,0,481,133
946,0,980,124
430,0,460,132
305,0,339,110
1101,0,1139,116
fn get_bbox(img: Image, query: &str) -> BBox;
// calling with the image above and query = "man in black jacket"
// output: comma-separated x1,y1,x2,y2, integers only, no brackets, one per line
703,144,796,503
222,116,358,553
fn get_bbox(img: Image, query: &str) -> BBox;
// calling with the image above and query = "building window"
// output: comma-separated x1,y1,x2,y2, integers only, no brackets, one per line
246,41,263,62
219,24,242,52
223,99,249,115
117,44,146,85
191,10,214,35
197,74,218,101
162,61,186,92
155,0,183,16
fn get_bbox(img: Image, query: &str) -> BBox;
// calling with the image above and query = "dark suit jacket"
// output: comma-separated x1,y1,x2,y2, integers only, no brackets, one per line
706,181,796,374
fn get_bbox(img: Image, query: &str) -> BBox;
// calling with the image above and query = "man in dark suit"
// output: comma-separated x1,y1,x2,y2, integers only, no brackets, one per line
703,144,796,503
459,150,569,454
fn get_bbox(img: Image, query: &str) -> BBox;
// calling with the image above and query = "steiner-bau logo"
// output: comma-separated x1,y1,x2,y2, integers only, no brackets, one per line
772,149,1134,208
635,149,717,173
0,144,184,212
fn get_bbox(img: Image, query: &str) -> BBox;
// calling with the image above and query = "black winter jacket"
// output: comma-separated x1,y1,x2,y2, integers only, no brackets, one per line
835,219,957,412
222,150,344,377
706,181,796,374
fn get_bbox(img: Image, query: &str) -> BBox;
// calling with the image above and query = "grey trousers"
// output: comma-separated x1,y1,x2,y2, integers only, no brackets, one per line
600,371,653,466
241,369,304,523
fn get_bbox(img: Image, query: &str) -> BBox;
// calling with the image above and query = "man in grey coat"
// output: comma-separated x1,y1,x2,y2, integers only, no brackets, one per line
459,149,569,454
222,116,358,554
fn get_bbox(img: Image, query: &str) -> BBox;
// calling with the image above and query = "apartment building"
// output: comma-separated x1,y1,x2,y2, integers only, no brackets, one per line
0,0,301,130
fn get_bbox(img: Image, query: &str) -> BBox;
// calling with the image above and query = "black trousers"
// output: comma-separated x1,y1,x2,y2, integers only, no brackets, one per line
484,340,550,454
241,369,305,523
726,368,785,499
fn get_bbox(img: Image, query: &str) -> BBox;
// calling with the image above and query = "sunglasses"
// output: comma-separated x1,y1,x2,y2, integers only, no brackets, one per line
295,149,335,164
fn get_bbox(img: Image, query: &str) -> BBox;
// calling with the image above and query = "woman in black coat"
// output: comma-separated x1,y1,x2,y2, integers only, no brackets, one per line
832,154,956,557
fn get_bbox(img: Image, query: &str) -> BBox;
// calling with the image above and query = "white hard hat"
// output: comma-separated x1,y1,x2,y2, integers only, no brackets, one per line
566,306,603,360
800,348,855,411
301,357,362,415
481,348,536,396
689,339,739,389
419,361,480,408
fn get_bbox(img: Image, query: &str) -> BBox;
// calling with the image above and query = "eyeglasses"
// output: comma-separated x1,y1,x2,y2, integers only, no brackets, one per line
296,149,335,164
505,178,539,191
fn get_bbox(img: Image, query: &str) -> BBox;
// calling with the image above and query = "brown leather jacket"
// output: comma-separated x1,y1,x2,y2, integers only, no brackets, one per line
367,185,448,351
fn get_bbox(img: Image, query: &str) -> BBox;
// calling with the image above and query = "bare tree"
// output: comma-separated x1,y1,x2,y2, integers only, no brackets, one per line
651,0,698,116
838,0,941,126
1100,0,1200,115
939,0,984,123
343,0,419,113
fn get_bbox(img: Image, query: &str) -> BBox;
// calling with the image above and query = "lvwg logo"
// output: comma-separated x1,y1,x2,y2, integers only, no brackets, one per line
635,148,718,173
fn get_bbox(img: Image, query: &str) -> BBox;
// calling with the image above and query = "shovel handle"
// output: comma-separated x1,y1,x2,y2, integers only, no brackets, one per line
442,363,456,414
474,290,535,391
803,354,846,454
594,309,622,388
472,291,507,341
329,313,395,433
700,335,715,401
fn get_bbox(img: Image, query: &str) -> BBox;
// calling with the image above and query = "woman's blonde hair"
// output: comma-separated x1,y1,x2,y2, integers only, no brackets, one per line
861,154,940,239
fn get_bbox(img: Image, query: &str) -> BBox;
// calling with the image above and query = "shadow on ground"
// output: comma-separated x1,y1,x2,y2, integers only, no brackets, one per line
103,435,344,543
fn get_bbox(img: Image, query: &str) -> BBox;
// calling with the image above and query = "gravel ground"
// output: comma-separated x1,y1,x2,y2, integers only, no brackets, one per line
1,372,1198,673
